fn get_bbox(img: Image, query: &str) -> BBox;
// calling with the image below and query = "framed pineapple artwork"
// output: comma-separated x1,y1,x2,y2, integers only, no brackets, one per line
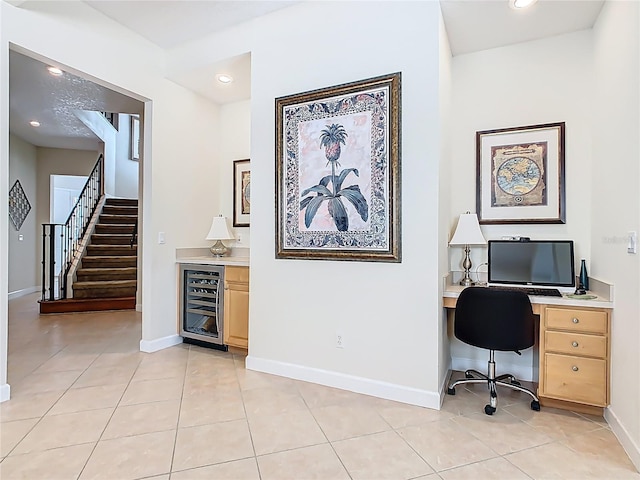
275,73,401,262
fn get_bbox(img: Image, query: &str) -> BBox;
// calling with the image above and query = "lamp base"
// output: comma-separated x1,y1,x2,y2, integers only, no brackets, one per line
209,240,229,257
459,244,474,287
459,277,474,287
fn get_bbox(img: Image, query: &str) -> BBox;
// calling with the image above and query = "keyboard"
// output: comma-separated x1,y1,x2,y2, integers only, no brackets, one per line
488,285,563,297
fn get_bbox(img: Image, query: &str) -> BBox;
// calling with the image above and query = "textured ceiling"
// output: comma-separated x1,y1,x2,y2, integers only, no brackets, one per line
9,50,143,150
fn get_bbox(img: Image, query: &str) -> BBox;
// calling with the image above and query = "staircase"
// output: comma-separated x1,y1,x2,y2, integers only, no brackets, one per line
39,198,138,313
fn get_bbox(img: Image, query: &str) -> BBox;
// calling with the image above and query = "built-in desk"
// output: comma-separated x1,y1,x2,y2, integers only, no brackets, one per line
443,278,614,415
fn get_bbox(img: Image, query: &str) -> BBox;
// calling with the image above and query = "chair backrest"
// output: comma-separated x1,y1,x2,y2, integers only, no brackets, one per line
454,287,536,352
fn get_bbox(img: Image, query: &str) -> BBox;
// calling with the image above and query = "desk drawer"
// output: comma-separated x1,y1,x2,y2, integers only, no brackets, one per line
544,353,607,406
545,331,606,358
545,308,607,334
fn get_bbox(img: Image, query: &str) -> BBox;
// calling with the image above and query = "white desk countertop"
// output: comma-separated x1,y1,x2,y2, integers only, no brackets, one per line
443,273,614,309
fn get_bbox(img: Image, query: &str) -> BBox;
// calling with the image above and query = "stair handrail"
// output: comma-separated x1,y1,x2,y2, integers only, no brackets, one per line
41,154,104,301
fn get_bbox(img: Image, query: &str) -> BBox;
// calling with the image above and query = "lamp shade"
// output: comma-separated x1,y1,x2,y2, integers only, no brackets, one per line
449,213,486,246
205,216,234,241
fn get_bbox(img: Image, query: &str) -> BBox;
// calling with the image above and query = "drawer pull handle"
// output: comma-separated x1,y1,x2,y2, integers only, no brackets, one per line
572,341,579,347
572,318,579,324
572,365,579,372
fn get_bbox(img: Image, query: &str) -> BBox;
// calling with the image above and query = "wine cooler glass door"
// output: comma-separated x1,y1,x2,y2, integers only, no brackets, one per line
181,265,224,344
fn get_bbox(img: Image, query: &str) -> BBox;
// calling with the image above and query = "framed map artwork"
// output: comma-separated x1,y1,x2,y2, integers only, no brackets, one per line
476,122,565,224
233,159,250,227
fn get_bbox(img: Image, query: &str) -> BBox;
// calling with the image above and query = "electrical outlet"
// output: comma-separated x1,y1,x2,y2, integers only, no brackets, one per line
336,331,344,349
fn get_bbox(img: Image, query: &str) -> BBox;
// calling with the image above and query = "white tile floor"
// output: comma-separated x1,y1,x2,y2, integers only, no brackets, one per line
1,293,638,479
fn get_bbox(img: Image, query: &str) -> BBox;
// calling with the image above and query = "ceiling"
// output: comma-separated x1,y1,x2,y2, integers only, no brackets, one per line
8,0,605,150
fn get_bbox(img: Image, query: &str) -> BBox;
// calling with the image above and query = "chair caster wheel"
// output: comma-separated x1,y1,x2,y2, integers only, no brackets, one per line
530,400,541,411
484,404,496,415
465,372,473,379
447,387,456,395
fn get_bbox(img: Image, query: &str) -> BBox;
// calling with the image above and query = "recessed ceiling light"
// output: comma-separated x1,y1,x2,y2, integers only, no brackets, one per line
47,66,63,76
510,0,538,9
29,120,40,127
216,74,233,84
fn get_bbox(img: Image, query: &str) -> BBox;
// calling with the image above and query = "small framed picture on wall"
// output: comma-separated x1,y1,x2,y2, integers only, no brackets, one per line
233,159,250,227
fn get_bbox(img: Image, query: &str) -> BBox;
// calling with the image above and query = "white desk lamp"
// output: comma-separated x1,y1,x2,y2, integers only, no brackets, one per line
449,212,486,286
206,215,234,257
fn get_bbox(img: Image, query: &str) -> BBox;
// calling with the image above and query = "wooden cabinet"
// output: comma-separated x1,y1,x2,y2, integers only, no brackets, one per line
539,306,610,413
223,266,249,350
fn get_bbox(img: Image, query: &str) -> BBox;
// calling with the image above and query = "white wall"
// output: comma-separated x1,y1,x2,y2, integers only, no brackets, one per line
173,2,441,406
592,0,640,469
438,7,453,392
217,100,251,249
114,113,139,199
8,134,38,295
449,31,594,379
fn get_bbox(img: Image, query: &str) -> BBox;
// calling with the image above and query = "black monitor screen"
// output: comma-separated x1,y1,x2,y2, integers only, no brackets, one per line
488,240,575,287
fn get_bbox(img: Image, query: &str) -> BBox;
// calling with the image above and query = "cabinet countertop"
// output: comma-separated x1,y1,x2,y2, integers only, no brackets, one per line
177,256,250,267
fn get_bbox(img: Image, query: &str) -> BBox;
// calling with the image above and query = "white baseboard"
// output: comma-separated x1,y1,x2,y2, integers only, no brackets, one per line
139,334,182,353
8,285,40,300
451,356,535,382
246,355,441,410
605,407,640,472
0,383,10,402
136,303,142,312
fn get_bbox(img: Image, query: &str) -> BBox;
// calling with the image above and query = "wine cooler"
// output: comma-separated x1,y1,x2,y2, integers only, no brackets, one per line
179,264,226,349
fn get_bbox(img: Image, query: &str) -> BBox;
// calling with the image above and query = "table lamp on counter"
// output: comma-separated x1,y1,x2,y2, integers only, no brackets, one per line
206,215,234,257
449,212,487,286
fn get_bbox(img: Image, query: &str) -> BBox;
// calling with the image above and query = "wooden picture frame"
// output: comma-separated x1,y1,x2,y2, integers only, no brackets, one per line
275,73,401,262
476,122,566,224
233,159,250,227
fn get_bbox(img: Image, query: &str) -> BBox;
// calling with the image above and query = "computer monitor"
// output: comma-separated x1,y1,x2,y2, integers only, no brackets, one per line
488,240,575,288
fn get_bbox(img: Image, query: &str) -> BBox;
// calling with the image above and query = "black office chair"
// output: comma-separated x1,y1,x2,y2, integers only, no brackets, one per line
447,287,541,415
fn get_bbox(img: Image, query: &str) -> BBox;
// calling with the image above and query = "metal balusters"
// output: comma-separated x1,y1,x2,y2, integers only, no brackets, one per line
40,154,104,301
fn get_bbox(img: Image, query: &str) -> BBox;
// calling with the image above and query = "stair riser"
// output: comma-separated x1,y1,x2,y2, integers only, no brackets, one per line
39,297,136,314
77,272,137,282
95,224,136,235
105,198,138,207
74,287,137,299
82,258,137,268
91,234,135,245
102,206,138,216
87,246,137,256
99,215,137,224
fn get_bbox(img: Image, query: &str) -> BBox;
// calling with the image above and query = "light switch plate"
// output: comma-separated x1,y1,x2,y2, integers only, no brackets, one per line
628,231,637,254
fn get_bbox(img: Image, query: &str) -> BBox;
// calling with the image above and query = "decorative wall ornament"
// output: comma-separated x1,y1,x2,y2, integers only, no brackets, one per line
275,72,402,262
8,179,31,231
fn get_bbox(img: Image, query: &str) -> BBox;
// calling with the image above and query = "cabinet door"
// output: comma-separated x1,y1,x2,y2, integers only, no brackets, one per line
223,267,249,349
543,353,607,406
